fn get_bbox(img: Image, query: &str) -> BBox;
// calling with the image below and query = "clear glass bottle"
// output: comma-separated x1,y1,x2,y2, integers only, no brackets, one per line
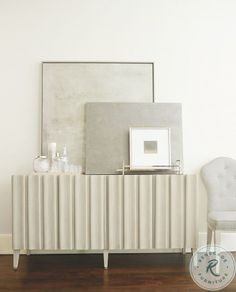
48,142,56,171
61,146,69,172
33,156,49,173
50,152,62,172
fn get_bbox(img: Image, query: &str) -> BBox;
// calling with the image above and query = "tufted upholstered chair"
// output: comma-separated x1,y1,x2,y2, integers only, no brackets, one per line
201,157,236,246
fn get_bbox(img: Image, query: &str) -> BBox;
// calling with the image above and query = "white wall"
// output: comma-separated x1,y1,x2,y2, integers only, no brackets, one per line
1,0,236,235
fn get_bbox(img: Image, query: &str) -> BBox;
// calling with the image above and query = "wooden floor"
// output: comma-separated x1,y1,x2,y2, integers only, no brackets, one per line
0,253,235,291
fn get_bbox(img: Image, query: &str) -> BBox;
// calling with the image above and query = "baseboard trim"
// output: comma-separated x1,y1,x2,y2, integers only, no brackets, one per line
198,231,236,251
0,234,12,254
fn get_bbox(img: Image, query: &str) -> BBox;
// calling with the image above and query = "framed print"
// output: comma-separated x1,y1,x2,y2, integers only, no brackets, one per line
129,127,171,169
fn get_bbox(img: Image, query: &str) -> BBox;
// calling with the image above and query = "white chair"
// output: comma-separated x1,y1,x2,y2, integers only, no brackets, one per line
201,157,236,246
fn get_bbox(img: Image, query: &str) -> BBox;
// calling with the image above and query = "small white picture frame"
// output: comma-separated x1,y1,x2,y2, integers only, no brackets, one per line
129,127,171,170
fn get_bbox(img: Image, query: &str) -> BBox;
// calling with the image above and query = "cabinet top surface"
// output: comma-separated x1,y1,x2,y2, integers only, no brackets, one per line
12,173,194,177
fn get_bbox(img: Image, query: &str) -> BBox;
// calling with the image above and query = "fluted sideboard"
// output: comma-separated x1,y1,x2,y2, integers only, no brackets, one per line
12,174,200,269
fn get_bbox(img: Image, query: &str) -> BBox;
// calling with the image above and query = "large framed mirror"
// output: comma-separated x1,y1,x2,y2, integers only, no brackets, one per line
42,62,154,169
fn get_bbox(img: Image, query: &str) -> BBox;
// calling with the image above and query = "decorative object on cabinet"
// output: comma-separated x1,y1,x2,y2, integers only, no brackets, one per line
42,62,154,169
37,142,81,173
12,174,198,270
116,160,181,175
129,127,171,170
85,103,183,174
33,156,49,173
47,142,56,170
201,157,236,247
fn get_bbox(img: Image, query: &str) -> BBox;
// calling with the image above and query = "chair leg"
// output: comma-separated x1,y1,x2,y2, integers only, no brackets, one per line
213,230,221,275
214,230,221,246
192,248,198,267
207,226,213,246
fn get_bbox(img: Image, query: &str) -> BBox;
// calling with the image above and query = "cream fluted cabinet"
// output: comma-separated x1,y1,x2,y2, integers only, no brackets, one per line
12,174,200,270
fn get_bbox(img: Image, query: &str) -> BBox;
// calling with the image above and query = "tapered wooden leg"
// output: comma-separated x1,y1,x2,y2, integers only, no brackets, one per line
103,250,109,269
13,250,20,270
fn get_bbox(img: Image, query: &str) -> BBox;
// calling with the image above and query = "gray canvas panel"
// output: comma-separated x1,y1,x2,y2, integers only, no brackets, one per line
85,103,183,174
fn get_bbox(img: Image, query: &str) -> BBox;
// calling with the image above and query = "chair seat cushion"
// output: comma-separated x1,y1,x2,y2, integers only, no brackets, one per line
208,211,236,230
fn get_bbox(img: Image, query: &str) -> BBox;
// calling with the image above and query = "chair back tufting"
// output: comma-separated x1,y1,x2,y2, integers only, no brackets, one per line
201,157,236,212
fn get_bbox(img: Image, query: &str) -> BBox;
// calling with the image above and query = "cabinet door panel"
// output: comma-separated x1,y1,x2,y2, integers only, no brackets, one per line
28,175,43,249
43,175,58,249
90,176,106,249
124,176,139,249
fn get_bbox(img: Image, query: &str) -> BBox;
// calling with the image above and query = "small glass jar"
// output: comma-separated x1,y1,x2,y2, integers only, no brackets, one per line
33,156,49,173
